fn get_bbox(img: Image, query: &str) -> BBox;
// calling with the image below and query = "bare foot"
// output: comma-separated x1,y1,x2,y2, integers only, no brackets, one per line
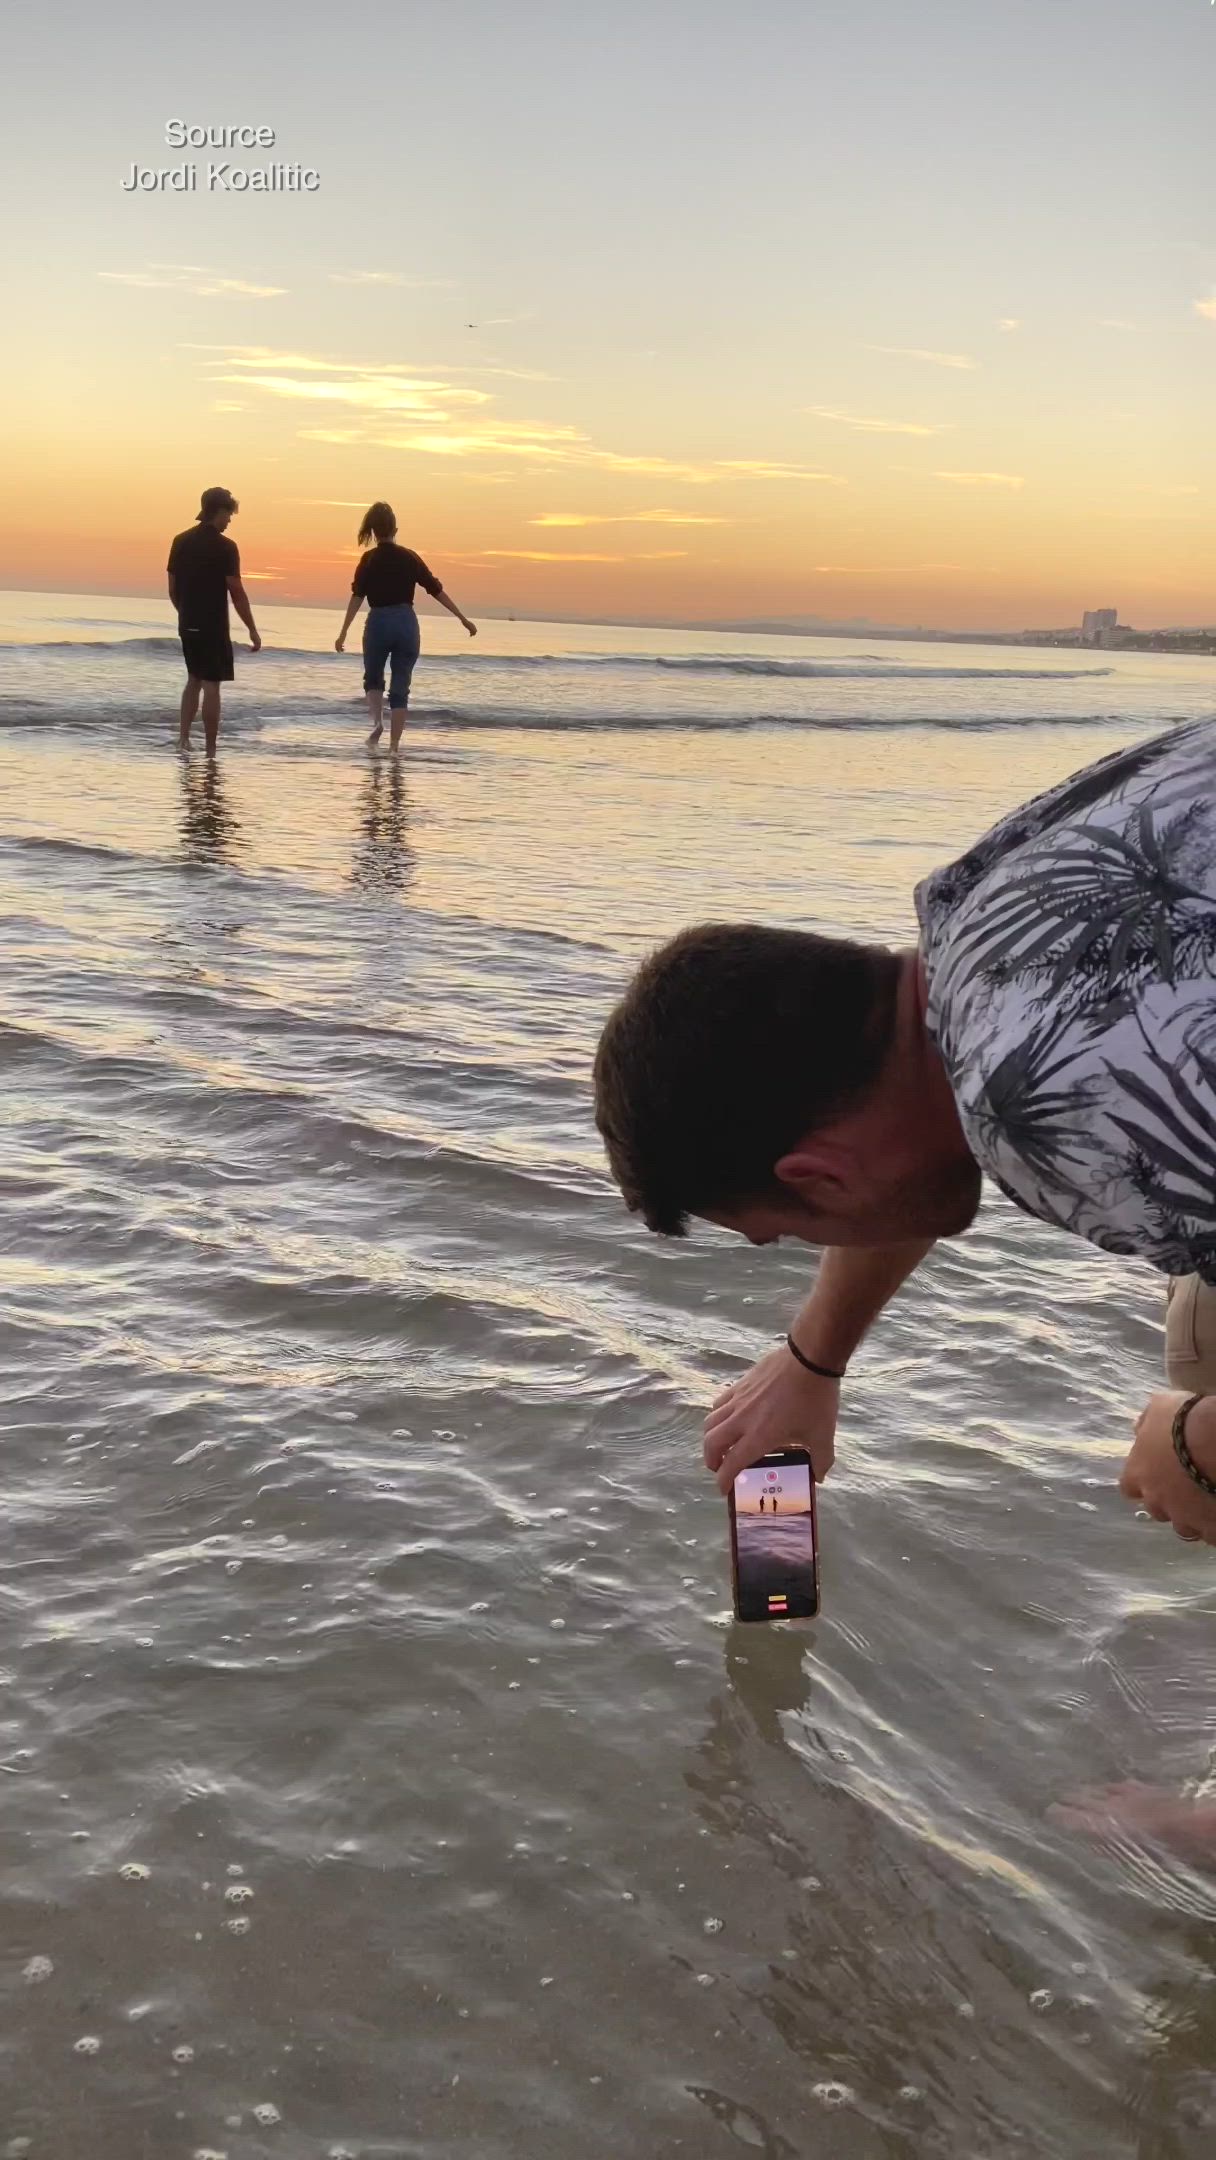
367,725,383,747
1050,1781,1216,1858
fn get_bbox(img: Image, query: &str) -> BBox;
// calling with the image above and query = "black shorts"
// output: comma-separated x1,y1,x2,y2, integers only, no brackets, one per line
180,625,234,683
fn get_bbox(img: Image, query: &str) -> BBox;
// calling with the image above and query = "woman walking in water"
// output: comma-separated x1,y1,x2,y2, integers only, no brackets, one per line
335,503,476,748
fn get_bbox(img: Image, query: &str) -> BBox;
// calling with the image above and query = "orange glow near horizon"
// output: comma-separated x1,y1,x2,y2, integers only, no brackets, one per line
1,5,1212,635
0,333,1210,632
1,454,1210,632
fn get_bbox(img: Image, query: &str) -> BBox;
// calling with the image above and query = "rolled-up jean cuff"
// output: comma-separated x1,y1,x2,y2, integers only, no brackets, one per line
362,602,419,711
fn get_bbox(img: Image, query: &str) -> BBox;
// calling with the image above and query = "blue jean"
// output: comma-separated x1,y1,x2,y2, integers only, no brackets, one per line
362,602,420,710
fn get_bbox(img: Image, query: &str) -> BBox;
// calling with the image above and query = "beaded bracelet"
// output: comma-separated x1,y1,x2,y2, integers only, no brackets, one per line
1172,1394,1216,1498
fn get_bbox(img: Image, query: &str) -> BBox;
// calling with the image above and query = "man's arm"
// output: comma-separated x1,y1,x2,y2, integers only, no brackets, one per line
226,576,261,651
703,1239,934,1490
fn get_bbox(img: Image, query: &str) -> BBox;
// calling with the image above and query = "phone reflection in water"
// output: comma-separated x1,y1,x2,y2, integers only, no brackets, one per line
724,1617,817,1748
178,754,243,870
684,1620,931,2146
350,757,416,895
684,1624,818,1864
681,1624,825,2152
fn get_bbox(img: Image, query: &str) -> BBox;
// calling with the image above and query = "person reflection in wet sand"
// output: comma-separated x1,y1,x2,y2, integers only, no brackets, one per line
178,756,241,869
350,757,416,895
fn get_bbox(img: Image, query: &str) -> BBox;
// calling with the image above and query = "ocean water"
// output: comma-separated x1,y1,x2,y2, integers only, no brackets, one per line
1,590,1214,2159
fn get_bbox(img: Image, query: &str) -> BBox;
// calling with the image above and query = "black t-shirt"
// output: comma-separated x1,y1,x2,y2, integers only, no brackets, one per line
167,525,240,631
352,542,443,608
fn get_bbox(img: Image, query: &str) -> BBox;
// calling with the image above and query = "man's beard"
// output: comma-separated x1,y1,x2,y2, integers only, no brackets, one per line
816,1154,983,1246
894,1154,983,1239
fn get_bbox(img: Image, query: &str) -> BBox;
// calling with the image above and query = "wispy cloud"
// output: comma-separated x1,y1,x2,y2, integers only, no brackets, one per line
933,470,1024,489
211,358,491,418
716,460,846,483
199,343,558,389
997,319,1022,333
380,424,593,462
476,549,689,564
868,346,978,370
101,265,285,298
483,551,625,564
328,271,453,288
202,348,629,465
462,365,559,383
1099,317,1143,331
1195,296,1216,323
199,348,844,485
815,562,965,574
531,509,729,527
802,405,948,437
212,400,246,413
582,449,719,482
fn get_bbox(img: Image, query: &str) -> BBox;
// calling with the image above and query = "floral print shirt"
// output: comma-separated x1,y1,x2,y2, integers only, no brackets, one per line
916,721,1216,1282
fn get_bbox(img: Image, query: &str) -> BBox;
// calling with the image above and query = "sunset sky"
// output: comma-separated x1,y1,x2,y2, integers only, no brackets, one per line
2,0,1212,630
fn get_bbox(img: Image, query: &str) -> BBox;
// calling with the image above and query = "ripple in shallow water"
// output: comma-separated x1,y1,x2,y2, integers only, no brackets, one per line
2,678,1214,2157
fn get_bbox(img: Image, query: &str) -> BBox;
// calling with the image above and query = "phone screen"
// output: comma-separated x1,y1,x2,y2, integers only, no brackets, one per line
730,1452,819,1622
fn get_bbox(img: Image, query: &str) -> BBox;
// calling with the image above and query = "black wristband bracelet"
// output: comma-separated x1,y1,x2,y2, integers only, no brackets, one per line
785,1334,846,1382
1172,1393,1216,1498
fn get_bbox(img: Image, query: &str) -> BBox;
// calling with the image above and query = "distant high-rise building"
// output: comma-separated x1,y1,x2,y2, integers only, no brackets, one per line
1081,608,1118,646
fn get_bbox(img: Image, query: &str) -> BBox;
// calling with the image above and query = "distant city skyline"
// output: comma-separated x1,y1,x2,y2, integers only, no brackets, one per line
0,0,1211,629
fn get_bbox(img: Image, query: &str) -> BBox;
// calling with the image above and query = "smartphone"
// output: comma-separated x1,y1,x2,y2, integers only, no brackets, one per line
728,1449,819,1623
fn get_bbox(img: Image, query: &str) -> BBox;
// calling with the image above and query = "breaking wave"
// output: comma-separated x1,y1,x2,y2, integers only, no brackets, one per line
0,635,1112,683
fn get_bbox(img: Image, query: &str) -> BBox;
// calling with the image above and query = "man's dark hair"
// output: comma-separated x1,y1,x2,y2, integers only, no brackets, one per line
593,922,901,1236
197,486,238,522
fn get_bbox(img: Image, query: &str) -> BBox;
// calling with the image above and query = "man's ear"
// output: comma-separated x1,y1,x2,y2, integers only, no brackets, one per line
774,1142,845,1203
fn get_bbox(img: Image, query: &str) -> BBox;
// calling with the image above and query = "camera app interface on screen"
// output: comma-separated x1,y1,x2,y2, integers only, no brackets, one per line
733,1459,817,1621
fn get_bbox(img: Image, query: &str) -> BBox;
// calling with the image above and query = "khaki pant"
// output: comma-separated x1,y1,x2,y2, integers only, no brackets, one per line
1164,1274,1216,1392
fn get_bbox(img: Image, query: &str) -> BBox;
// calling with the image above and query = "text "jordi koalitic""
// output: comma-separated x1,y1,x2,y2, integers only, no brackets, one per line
121,121,319,193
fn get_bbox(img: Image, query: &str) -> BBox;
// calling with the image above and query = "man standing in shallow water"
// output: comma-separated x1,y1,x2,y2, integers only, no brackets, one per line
167,487,261,755
594,723,1216,1837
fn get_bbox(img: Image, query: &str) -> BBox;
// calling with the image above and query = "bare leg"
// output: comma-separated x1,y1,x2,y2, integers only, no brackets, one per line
180,675,201,750
1047,1292,1216,1865
1048,1292,1216,1866
366,688,384,745
389,704,408,752
200,682,222,759
1050,1781,1216,1861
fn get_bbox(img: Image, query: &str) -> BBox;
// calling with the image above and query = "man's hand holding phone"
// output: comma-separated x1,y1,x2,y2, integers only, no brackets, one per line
705,1343,839,1493
707,1242,932,1494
